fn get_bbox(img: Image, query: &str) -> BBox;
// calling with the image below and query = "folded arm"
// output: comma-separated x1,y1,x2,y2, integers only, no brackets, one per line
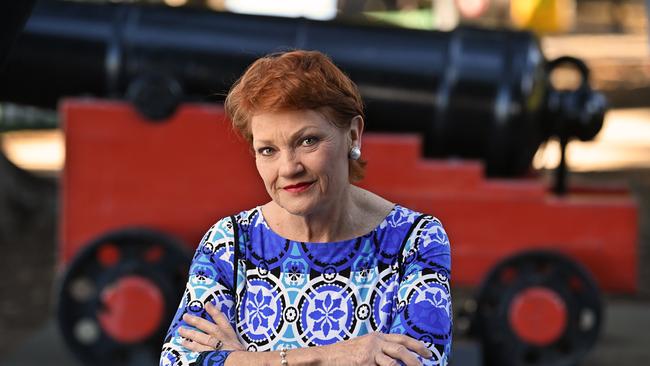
160,217,239,366
389,215,453,365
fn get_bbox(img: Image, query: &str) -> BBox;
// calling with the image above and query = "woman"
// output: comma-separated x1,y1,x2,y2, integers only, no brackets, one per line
160,50,452,366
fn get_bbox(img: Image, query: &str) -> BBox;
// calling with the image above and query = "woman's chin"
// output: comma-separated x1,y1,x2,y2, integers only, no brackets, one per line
274,196,320,217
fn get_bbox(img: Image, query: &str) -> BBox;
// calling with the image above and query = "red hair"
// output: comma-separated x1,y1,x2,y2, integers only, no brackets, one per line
224,50,366,182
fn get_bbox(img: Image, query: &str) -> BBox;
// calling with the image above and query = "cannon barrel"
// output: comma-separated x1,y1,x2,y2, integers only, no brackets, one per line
0,0,606,177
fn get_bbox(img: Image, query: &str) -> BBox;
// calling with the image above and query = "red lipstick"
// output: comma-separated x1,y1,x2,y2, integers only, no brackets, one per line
283,181,314,193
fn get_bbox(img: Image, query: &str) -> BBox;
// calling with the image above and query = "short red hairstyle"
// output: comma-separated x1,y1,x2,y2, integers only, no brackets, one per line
224,50,367,182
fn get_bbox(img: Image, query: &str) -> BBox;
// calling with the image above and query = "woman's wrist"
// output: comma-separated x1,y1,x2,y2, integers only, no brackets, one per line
286,346,325,366
224,347,325,366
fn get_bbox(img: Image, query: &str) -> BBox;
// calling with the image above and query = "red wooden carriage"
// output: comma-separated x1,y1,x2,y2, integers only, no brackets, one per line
57,99,637,366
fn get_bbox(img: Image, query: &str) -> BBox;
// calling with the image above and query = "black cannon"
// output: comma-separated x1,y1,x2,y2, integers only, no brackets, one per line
0,0,605,183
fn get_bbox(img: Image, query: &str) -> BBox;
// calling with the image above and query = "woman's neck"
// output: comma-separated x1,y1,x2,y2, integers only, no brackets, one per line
264,185,355,242
262,185,393,243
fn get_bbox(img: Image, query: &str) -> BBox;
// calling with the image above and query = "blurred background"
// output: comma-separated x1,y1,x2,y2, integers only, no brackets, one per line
1,0,649,365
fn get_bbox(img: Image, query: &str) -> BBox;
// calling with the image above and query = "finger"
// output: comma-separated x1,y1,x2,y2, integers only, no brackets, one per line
205,303,236,337
205,303,246,350
374,352,400,366
222,340,246,351
183,313,222,336
181,339,214,353
382,342,421,366
180,327,245,352
383,334,433,359
179,327,213,347
183,338,243,352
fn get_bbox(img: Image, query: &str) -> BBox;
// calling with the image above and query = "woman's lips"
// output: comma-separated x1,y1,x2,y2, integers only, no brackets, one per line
283,181,314,193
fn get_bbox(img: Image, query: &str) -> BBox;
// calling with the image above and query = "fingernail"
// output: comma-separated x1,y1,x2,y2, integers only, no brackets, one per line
205,302,213,310
426,349,433,358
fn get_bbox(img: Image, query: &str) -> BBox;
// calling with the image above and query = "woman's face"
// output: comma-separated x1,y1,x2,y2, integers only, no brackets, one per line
251,109,359,217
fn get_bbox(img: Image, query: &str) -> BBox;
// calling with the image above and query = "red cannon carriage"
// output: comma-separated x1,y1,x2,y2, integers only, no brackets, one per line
58,99,636,366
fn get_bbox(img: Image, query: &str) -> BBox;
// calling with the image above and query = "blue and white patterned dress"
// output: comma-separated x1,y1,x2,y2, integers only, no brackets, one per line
160,205,452,366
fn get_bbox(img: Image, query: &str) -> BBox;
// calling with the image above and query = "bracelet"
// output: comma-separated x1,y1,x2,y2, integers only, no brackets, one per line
279,347,288,366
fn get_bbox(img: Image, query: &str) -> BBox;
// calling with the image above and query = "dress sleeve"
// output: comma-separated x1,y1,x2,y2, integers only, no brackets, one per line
160,217,239,366
390,215,452,366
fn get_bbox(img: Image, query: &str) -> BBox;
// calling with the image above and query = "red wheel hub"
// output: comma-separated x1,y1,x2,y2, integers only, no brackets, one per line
509,286,567,346
98,275,164,343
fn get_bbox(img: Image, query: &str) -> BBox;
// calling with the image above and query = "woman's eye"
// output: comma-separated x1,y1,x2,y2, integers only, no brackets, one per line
301,137,318,147
258,147,274,156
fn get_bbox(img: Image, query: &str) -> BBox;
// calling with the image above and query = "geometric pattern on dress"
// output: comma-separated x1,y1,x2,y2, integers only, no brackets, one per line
160,205,452,366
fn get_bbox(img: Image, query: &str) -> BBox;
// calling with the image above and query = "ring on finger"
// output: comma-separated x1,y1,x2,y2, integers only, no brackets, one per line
208,336,223,350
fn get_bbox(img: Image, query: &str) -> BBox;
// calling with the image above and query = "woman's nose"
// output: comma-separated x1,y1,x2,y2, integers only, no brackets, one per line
278,151,305,177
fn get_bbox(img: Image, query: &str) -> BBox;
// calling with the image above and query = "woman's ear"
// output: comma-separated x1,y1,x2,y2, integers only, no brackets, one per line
349,115,364,148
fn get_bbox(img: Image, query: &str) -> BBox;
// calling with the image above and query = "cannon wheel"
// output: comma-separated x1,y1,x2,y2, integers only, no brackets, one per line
57,228,191,366
472,250,603,366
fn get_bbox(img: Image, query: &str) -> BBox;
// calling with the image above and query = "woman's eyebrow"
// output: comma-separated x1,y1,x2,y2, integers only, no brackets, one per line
254,125,320,145
289,126,319,140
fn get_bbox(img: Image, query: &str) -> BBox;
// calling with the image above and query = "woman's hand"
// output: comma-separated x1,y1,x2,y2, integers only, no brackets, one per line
178,302,431,365
324,332,433,366
179,302,245,352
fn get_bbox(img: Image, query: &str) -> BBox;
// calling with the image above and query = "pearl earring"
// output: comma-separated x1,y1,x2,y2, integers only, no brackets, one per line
349,146,361,160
